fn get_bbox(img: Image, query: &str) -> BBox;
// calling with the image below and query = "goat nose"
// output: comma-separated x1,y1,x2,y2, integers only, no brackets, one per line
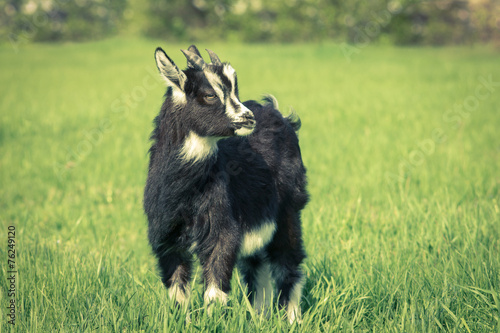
242,111,256,125
242,110,254,120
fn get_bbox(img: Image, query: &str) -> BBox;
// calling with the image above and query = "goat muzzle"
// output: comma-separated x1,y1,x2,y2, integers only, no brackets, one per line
234,111,256,136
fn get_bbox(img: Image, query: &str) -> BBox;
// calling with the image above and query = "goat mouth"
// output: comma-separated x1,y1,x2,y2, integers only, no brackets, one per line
234,122,256,132
233,121,256,136
234,121,255,129
233,116,256,128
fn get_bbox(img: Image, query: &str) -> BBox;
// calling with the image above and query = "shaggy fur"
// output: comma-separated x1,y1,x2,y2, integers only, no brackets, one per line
143,45,308,322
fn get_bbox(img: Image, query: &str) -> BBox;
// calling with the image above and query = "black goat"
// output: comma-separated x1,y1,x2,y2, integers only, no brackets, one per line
143,45,308,322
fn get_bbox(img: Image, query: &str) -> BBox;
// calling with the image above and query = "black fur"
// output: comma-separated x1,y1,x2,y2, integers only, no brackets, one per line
144,46,308,318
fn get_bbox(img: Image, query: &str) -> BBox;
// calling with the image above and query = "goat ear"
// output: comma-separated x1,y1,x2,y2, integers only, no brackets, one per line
154,47,186,90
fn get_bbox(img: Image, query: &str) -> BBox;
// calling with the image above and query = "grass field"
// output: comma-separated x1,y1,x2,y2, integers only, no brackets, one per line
1,38,499,332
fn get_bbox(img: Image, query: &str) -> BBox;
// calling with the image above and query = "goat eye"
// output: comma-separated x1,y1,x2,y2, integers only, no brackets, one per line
205,94,217,101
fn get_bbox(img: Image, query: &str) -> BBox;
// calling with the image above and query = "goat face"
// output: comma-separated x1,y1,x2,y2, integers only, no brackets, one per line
155,45,256,138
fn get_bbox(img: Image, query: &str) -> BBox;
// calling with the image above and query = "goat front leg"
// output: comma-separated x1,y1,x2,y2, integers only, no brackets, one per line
198,228,240,315
156,248,193,308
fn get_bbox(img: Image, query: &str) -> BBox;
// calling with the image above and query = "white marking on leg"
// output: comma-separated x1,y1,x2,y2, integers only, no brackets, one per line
180,131,220,163
240,222,276,257
168,283,190,306
204,284,228,304
254,262,273,314
204,284,228,316
287,276,305,324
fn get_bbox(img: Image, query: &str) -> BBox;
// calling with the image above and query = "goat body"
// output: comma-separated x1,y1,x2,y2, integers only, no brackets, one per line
144,45,308,322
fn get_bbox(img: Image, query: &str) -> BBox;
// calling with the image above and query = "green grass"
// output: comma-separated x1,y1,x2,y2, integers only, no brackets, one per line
1,38,499,332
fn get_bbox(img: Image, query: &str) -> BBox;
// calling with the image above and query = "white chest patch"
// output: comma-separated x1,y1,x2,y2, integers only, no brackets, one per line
240,222,276,257
180,131,220,163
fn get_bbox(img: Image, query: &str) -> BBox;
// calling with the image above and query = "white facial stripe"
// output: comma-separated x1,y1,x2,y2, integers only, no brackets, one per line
223,64,236,92
238,101,251,114
204,70,225,101
180,131,219,163
224,65,249,121
223,64,236,78
223,64,239,110
287,277,305,324
205,65,254,134
225,99,237,119
240,222,276,257
225,98,249,123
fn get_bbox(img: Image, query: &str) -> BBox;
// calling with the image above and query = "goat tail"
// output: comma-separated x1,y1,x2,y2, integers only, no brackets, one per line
262,94,302,132
285,108,302,132
262,95,302,132
262,94,279,110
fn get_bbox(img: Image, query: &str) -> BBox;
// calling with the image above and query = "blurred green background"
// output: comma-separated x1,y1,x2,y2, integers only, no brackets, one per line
2,0,499,45
1,1,500,331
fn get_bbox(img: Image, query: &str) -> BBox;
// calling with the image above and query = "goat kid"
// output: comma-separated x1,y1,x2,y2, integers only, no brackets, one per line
144,45,308,323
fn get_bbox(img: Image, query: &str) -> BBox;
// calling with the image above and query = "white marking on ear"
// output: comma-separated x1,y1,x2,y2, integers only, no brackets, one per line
287,277,305,324
180,131,220,163
171,87,186,105
168,283,190,306
155,48,187,102
254,262,273,314
240,222,276,257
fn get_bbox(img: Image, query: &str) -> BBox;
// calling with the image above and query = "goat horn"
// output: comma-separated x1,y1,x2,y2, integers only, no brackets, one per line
180,49,206,70
206,49,222,66
187,44,202,57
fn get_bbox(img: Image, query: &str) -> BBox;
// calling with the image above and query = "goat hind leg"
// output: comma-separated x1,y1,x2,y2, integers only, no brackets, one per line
268,212,306,323
270,258,305,323
238,253,274,315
